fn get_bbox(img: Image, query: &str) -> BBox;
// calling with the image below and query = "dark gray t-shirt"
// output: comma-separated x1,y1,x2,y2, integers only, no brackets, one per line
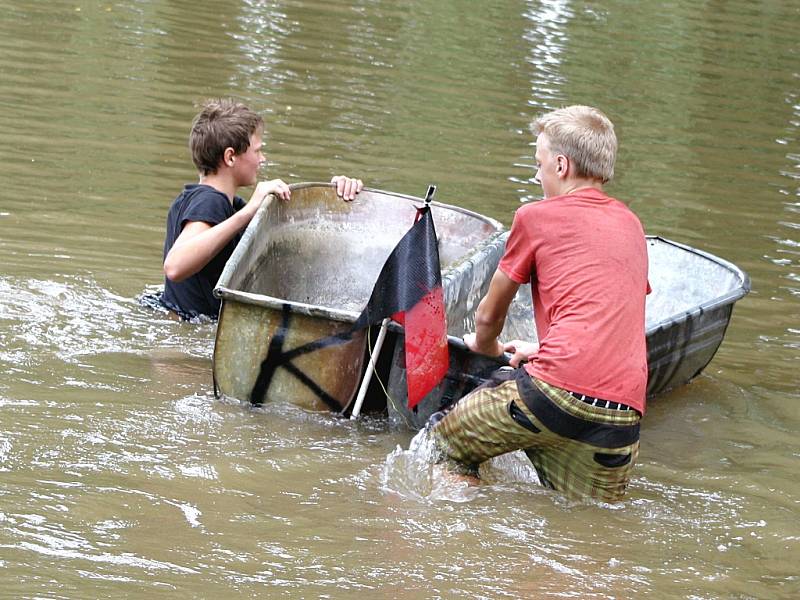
161,184,246,319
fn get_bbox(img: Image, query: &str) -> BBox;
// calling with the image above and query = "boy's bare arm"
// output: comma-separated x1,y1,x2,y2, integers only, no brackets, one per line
164,179,289,282
163,217,247,283
464,270,520,357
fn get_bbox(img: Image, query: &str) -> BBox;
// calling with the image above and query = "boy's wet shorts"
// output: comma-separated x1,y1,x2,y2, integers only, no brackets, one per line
137,290,205,322
429,368,641,502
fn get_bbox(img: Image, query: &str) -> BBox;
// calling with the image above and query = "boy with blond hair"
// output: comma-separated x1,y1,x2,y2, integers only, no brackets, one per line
161,98,362,320
431,105,649,502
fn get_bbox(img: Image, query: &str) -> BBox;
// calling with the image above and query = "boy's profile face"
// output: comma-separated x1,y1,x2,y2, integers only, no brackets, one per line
232,126,266,187
534,133,561,199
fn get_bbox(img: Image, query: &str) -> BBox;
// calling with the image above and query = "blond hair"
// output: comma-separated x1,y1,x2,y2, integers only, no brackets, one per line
532,105,617,183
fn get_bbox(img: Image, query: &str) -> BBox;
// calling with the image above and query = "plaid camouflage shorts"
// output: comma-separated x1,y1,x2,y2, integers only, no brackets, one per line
430,368,641,502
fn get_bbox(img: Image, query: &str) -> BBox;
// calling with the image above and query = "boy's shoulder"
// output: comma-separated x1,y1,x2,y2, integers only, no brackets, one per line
173,183,225,202
167,184,236,224
519,189,632,213
169,184,228,210
514,190,642,233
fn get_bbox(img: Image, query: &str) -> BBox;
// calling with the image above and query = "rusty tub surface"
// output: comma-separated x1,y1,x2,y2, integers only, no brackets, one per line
212,183,505,413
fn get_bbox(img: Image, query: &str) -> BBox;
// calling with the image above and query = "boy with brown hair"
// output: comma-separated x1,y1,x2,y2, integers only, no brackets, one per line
160,98,362,320
431,105,649,502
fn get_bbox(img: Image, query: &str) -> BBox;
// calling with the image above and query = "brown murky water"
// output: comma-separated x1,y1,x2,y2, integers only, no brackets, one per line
1,1,798,597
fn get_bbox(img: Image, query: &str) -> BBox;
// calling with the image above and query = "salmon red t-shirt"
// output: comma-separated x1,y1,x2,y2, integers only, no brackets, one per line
499,188,649,413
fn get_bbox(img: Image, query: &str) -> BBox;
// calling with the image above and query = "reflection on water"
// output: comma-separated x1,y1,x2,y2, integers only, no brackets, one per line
1,0,799,597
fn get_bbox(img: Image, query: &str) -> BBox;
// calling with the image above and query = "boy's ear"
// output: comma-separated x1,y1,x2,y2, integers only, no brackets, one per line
556,155,569,176
223,146,236,167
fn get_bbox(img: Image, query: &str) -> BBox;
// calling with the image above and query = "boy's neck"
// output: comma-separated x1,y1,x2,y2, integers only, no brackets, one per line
558,176,604,197
199,172,236,202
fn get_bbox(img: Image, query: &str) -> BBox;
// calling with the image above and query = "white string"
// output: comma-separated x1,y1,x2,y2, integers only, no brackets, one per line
350,319,397,419
365,323,394,402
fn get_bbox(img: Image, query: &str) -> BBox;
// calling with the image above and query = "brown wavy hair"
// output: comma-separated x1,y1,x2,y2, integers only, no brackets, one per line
189,99,263,175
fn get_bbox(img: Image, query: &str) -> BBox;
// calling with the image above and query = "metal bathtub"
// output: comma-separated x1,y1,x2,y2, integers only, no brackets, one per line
213,184,749,428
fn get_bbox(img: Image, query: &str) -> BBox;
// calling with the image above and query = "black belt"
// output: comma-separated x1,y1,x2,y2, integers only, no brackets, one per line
514,369,640,448
568,391,632,411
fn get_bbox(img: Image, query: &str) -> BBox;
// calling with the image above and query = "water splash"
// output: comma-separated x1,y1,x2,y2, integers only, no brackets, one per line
379,427,482,503
380,426,542,503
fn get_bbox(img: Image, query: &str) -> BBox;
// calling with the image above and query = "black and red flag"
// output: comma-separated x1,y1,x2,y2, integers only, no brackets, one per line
353,189,449,409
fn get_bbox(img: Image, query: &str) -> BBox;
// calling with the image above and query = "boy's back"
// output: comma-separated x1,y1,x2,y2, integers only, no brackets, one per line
500,187,649,411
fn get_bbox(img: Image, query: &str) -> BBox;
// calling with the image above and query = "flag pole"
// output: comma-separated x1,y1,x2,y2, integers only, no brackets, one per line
424,184,436,206
350,317,390,420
